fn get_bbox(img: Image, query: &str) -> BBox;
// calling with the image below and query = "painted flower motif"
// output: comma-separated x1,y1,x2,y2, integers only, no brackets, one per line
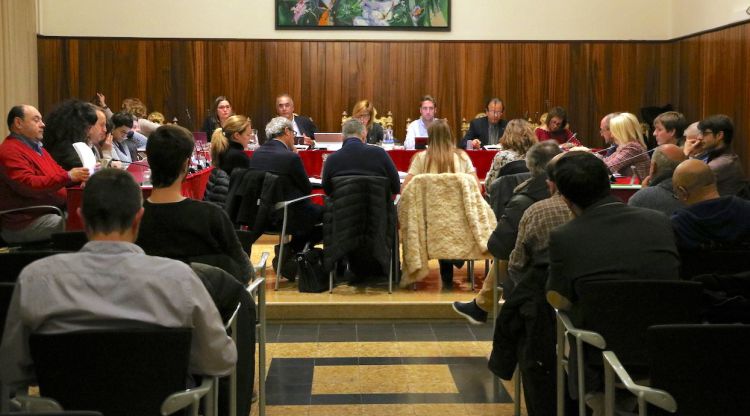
354,0,395,26
292,0,307,24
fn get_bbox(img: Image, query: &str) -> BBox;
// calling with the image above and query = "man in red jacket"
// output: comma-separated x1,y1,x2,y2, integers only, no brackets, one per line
1,105,89,244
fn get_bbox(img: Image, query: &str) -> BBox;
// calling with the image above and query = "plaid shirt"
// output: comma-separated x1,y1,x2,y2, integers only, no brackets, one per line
508,193,572,276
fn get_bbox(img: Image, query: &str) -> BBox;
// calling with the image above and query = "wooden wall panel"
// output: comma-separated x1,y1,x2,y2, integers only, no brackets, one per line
36,28,749,172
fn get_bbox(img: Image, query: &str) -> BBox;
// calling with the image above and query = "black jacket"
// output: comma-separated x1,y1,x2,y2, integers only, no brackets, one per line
459,117,508,149
204,167,230,209
321,138,400,196
218,140,251,177
323,176,395,276
487,174,551,260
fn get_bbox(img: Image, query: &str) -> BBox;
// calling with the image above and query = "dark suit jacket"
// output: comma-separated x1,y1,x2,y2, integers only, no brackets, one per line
546,196,679,314
293,115,318,139
460,117,508,149
248,139,311,200
321,138,400,195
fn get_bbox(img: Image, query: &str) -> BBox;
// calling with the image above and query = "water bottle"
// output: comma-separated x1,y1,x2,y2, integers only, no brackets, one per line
383,128,394,150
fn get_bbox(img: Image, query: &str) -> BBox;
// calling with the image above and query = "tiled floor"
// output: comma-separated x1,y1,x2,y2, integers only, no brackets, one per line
250,323,525,416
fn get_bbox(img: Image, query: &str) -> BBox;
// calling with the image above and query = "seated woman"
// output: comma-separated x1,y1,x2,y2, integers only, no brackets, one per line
43,99,99,170
604,112,651,180
653,110,687,147
484,119,538,190
534,106,580,147
351,99,385,144
402,119,481,288
210,115,253,177
135,124,253,284
203,96,234,141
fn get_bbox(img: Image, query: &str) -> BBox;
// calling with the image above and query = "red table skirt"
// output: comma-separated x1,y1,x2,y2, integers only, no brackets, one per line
65,167,213,231
245,149,498,179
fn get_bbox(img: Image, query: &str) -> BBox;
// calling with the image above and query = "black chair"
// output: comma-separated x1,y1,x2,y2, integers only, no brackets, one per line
678,247,750,279
23,328,215,416
0,282,15,343
603,324,750,416
555,279,703,416
0,250,65,283
488,172,531,218
323,176,397,293
0,206,64,249
51,231,88,251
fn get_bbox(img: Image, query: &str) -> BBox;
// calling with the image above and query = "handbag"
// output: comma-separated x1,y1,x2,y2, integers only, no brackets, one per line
296,244,328,293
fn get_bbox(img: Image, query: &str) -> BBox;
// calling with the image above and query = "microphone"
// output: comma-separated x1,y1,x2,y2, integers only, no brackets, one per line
593,144,618,154
126,130,134,140
185,108,192,123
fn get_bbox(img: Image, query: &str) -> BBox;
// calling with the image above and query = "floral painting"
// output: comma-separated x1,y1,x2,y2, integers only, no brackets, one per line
276,0,450,30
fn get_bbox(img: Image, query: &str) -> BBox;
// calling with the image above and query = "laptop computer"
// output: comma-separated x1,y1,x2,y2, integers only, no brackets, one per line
314,132,344,150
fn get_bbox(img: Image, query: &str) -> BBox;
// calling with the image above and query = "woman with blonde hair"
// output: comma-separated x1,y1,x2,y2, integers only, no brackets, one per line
402,119,480,287
210,115,253,176
604,112,650,179
351,99,385,144
484,119,538,188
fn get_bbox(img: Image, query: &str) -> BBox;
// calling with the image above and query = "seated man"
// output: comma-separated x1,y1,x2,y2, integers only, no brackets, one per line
0,105,89,244
545,152,679,413
459,97,508,150
453,141,562,323
250,117,324,255
110,111,141,165
321,119,400,281
404,95,437,150
684,114,748,196
671,159,750,250
0,168,236,395
546,152,679,314
628,143,686,215
275,93,316,146
135,125,253,284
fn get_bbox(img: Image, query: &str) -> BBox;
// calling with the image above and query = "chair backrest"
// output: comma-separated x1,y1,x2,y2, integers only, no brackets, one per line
577,279,702,366
647,324,750,416
488,172,532,218
0,251,64,283
30,328,191,416
679,247,750,279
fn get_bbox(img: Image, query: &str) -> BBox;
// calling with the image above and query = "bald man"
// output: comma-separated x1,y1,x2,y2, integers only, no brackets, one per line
671,159,750,250
628,144,686,215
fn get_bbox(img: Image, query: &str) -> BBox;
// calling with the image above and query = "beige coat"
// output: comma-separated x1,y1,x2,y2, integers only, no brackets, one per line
398,173,497,286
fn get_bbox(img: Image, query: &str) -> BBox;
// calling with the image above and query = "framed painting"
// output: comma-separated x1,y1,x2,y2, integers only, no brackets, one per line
276,0,450,30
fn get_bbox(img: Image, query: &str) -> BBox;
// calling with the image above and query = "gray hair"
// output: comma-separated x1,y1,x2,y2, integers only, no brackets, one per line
265,116,293,139
684,121,700,138
526,141,563,176
652,147,682,172
342,118,365,138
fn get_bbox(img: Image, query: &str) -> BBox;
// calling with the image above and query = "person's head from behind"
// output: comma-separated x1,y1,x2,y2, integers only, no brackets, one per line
609,112,646,147
351,100,376,130
419,95,436,123
80,168,143,240
44,99,99,145
121,98,147,119
211,95,233,125
485,98,505,125
554,151,611,214
672,159,719,205
265,116,295,149
147,111,165,125
526,141,562,177
499,119,537,156
210,115,252,165
653,111,687,146
697,114,733,152
7,105,45,141
111,111,135,143
427,118,453,148
146,125,195,188
342,118,366,142
650,144,685,179
545,106,567,132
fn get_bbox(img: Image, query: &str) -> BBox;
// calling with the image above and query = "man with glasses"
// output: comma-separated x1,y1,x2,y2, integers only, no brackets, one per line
404,95,437,150
684,114,747,196
598,112,619,156
460,98,508,150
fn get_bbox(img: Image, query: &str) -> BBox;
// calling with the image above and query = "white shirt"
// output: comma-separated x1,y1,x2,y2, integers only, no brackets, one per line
0,241,237,392
404,118,429,150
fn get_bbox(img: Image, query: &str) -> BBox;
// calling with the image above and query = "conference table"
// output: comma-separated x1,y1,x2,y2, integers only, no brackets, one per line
65,166,213,231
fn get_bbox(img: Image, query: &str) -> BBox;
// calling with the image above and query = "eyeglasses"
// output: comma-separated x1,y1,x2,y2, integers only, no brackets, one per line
699,130,714,137
487,110,504,116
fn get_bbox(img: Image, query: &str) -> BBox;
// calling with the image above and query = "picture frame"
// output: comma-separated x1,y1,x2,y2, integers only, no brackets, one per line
276,0,450,31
